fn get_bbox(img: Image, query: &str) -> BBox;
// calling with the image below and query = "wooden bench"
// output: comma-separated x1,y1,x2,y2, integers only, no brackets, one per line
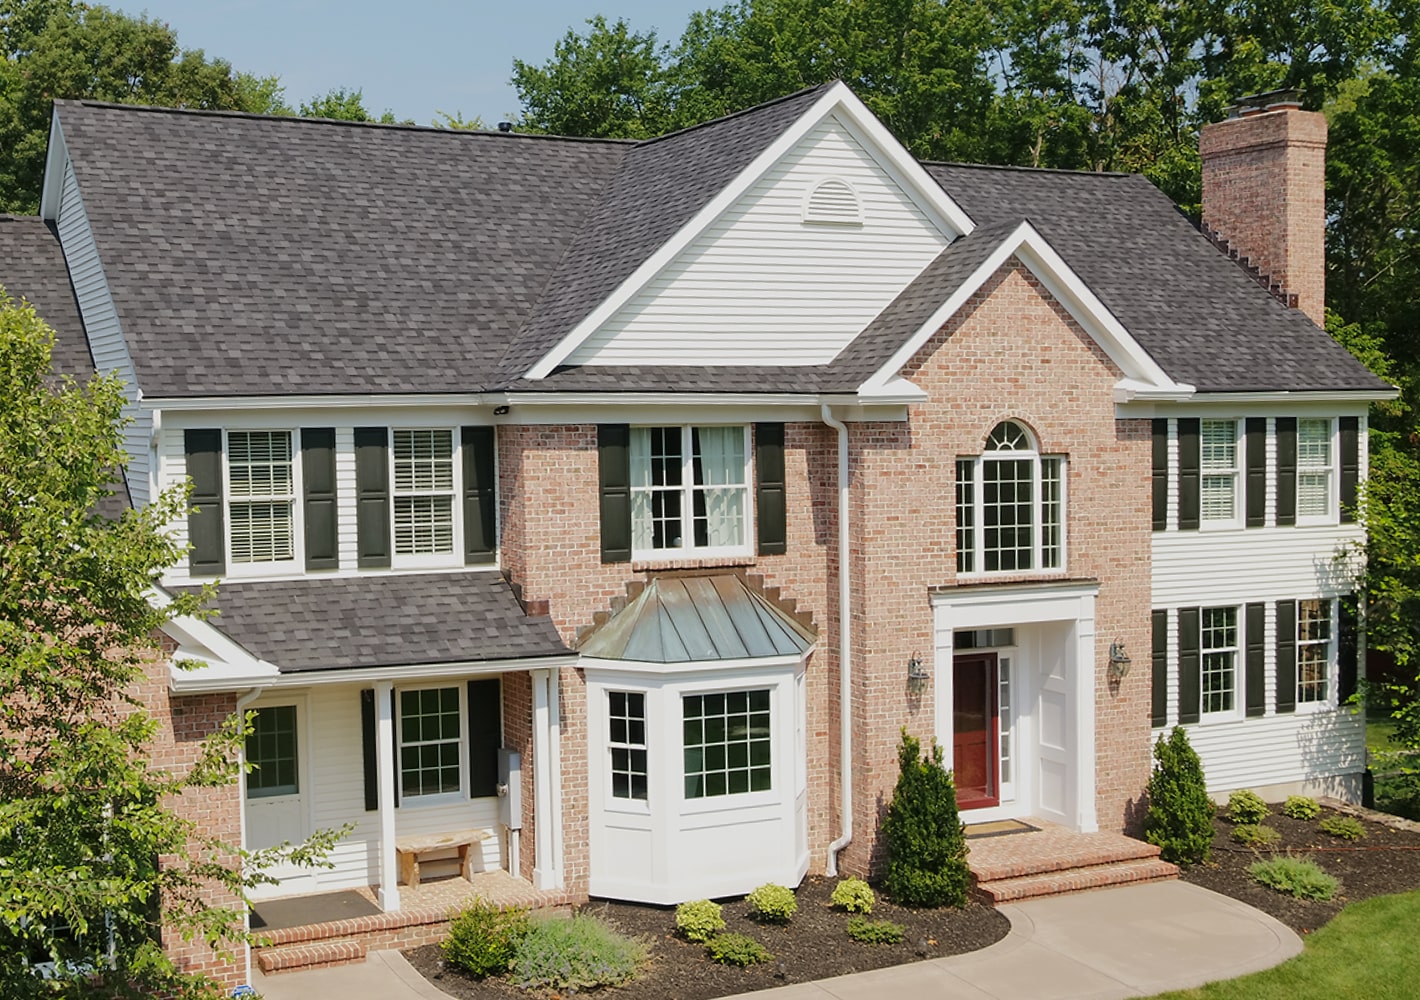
395,828,493,889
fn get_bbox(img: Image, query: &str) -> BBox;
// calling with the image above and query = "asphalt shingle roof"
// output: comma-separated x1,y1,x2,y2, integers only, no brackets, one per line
0,215,94,378
172,572,568,673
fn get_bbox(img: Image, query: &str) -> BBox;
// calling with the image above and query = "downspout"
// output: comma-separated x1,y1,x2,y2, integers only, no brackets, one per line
821,404,852,876
233,686,264,989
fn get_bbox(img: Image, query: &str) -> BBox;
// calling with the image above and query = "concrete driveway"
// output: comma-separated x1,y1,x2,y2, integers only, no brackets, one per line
253,879,1302,1000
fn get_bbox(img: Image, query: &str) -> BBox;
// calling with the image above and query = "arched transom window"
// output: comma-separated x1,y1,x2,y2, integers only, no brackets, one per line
956,421,1066,574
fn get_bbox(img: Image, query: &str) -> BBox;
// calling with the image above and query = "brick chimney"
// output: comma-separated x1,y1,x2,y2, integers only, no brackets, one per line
1200,90,1328,326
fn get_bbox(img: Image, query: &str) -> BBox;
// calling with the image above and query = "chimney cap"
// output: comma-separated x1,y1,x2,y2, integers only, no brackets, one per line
1228,88,1304,117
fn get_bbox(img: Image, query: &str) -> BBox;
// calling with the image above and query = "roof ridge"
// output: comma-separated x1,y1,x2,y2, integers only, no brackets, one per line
923,159,1136,179
632,81,836,148
56,99,638,146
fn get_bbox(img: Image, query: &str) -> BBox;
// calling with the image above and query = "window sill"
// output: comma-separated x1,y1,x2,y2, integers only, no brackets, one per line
396,792,467,810
631,553,755,572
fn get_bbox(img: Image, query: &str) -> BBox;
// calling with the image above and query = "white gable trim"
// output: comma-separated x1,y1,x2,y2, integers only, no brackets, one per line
152,587,281,690
524,82,975,380
859,220,1194,400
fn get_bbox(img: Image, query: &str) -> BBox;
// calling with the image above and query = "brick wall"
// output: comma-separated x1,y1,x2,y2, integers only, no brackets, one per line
1200,106,1328,326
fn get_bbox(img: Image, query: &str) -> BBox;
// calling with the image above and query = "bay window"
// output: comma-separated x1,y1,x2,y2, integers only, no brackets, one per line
630,426,750,557
683,689,772,798
956,421,1065,574
608,691,648,801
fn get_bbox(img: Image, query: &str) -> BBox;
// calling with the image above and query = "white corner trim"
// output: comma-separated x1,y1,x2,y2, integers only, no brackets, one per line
39,114,67,221
859,221,1189,398
524,82,975,380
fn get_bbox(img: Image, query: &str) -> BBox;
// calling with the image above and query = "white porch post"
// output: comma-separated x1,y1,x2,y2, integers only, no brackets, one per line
531,668,565,890
1074,598,1099,833
375,680,401,911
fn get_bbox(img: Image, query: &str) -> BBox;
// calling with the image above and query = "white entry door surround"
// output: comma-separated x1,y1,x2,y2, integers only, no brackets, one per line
932,581,1100,832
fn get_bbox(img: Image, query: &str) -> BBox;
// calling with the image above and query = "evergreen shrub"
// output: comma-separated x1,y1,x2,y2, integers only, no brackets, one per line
882,730,970,907
830,878,875,914
509,913,647,990
674,899,725,942
1282,795,1322,820
706,933,772,966
1249,856,1340,901
1227,789,1270,825
441,902,529,978
746,883,797,924
845,916,905,944
1319,815,1367,841
1143,726,1214,865
1231,823,1281,847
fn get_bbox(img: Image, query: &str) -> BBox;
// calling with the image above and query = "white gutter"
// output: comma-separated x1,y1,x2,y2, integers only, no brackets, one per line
821,404,853,875
233,685,266,989
168,653,580,694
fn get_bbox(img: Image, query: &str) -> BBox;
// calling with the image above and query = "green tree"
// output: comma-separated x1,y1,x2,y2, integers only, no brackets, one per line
881,729,970,907
1143,726,1214,865
433,109,487,130
233,71,293,116
299,85,396,123
0,291,338,997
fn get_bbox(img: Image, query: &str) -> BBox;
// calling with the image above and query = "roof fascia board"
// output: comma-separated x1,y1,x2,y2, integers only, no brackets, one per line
146,392,495,411
240,654,578,692
1125,392,1394,419
495,396,911,425
524,82,976,380
579,652,808,677
860,221,1189,397
39,114,67,221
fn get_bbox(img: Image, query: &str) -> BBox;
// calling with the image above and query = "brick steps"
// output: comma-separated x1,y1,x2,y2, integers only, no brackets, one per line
975,857,1179,904
969,834,1164,884
255,939,367,975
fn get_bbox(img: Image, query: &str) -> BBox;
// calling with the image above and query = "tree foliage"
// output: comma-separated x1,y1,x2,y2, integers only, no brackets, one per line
1143,727,1213,866
299,86,397,124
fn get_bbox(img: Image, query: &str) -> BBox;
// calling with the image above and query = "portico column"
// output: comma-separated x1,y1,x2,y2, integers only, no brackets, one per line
375,680,401,910
1075,599,1099,833
531,668,564,890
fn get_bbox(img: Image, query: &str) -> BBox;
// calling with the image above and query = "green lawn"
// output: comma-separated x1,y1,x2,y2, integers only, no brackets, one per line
1367,715,1403,760
1148,891,1420,1000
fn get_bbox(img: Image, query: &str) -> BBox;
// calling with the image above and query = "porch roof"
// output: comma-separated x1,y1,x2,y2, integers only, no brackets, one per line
173,571,567,672
578,574,816,663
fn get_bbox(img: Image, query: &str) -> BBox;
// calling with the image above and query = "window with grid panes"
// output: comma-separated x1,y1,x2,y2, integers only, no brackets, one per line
1297,419,1334,520
228,431,295,563
1201,607,1239,715
1200,420,1238,523
399,687,461,796
630,426,749,556
957,422,1064,574
608,692,648,800
392,429,456,555
683,690,771,798
246,706,298,798
1298,599,1332,704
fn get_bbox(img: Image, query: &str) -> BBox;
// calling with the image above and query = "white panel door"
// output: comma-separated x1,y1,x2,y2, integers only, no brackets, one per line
1035,656,1073,824
245,703,308,851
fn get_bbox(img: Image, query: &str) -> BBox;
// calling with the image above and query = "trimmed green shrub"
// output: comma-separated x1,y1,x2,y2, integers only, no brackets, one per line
1144,727,1214,866
674,899,725,943
882,730,971,907
845,916,905,944
830,878,875,914
1227,789,1270,825
1319,815,1367,842
1231,823,1282,847
509,914,647,990
1249,856,1340,901
706,932,772,966
441,901,529,978
746,883,797,924
1282,795,1322,820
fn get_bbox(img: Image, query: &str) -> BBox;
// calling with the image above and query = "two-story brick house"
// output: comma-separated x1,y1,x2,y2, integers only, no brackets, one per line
0,81,1391,988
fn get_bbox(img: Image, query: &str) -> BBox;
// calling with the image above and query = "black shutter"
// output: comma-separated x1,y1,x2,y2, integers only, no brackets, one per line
1179,607,1201,724
756,423,787,555
185,429,225,575
1276,418,1297,526
302,428,339,570
1245,602,1265,717
467,678,502,798
1151,609,1168,728
1151,419,1168,532
1339,597,1359,703
598,424,631,563
1276,600,1297,714
1245,418,1266,528
354,427,391,568
361,689,379,812
1178,418,1200,531
1340,417,1360,524
462,426,497,565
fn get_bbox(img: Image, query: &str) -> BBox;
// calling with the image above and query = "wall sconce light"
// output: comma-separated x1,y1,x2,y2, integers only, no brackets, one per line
907,653,930,692
1108,642,1132,683
493,405,511,416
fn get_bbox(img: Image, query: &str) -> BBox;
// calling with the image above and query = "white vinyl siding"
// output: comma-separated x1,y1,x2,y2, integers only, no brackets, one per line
1152,525,1365,607
567,114,951,367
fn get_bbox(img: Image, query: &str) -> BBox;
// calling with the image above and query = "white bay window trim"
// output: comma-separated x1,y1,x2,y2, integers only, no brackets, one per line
223,428,301,575
630,425,752,560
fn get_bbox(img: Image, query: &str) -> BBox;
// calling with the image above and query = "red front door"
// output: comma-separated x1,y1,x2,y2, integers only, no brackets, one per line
953,652,1000,810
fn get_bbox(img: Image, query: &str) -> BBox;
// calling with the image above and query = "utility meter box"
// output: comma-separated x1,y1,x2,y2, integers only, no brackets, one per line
497,748,522,830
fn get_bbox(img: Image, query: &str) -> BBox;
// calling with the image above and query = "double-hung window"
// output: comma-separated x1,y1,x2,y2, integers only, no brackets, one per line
608,692,648,801
1200,606,1240,717
227,430,296,564
956,421,1065,574
630,426,750,557
1297,599,1333,705
398,687,462,798
1297,419,1335,522
1200,419,1239,525
392,429,456,558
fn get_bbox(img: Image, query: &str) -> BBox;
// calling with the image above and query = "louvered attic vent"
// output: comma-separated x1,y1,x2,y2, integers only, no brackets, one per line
802,178,864,225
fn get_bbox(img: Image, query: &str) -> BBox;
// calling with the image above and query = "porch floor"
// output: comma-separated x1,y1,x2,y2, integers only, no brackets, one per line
967,818,1178,902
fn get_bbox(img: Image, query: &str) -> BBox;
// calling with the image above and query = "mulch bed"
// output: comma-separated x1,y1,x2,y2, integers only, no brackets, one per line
405,875,1009,1000
1180,803,1420,934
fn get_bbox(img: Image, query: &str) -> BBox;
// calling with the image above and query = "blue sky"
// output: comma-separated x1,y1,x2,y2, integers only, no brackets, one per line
115,1,705,124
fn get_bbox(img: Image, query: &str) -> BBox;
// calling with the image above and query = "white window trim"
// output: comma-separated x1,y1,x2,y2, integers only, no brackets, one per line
1199,418,1242,530
395,683,468,807
957,432,1068,579
222,428,302,578
1296,597,1337,713
605,689,651,815
389,427,464,571
630,425,754,562
1199,605,1244,723
1295,417,1340,528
